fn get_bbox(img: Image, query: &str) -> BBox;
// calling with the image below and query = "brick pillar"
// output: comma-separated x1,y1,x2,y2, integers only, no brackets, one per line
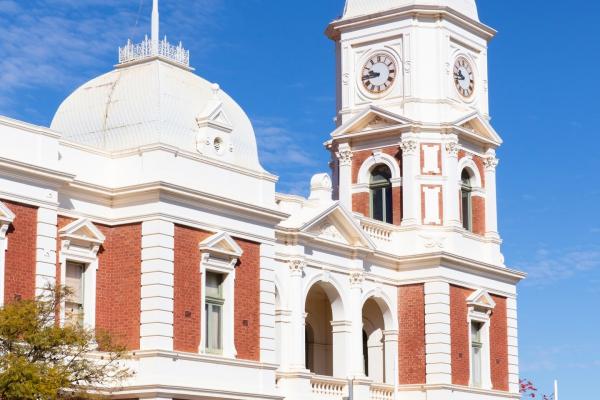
36,207,57,296
140,219,175,350
507,297,520,393
424,281,452,384
400,137,419,226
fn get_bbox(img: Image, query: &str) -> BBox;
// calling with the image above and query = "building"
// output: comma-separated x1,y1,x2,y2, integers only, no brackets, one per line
0,0,525,399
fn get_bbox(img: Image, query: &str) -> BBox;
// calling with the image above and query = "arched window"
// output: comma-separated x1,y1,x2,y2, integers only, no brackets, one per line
461,169,473,231
370,165,393,223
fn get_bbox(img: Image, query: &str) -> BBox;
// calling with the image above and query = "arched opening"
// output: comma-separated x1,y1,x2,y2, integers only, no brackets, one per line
461,169,474,231
305,281,345,377
362,296,395,384
370,164,393,223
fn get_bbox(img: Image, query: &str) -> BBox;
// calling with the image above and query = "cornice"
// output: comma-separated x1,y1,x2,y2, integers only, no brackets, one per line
0,156,75,186
0,116,62,139
326,5,496,41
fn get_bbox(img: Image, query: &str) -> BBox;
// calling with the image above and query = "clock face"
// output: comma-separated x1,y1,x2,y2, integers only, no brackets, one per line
361,53,397,94
453,57,475,98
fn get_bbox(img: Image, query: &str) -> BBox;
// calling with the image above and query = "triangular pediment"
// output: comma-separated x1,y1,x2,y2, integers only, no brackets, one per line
199,232,243,258
196,101,233,133
59,218,105,244
0,201,15,224
301,204,375,250
467,289,496,310
331,106,414,138
453,112,503,146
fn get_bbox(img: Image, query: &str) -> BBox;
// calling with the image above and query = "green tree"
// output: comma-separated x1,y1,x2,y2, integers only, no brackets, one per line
0,286,132,400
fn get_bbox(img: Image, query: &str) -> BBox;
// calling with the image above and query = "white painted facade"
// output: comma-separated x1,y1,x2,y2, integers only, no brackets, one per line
0,1,525,400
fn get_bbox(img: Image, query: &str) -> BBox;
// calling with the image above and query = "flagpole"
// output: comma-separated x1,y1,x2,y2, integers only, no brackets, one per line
554,380,559,400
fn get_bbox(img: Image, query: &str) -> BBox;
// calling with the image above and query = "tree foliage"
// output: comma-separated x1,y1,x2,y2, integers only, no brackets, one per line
0,286,132,400
520,379,554,400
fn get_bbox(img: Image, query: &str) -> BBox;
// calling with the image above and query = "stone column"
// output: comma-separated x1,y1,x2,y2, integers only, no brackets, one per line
140,219,175,351
336,143,353,210
36,207,57,296
349,270,365,378
287,258,307,371
383,330,399,384
444,136,461,227
484,151,500,239
400,137,419,226
507,297,520,394
424,281,452,384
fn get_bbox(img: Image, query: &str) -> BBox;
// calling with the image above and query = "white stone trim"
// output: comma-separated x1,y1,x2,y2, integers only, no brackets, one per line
356,150,401,185
36,207,58,297
199,231,242,358
0,201,15,307
506,297,520,394
467,289,495,390
424,281,452,384
58,218,105,328
141,219,175,351
458,157,483,189
259,243,277,363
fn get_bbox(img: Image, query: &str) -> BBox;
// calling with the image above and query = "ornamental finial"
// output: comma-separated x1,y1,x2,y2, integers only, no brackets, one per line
152,0,159,54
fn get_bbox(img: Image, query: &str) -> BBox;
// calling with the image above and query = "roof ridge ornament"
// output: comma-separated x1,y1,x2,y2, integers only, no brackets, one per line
118,0,190,68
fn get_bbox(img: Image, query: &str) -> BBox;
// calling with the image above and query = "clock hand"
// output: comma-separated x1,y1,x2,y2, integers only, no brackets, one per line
454,71,466,81
362,71,381,81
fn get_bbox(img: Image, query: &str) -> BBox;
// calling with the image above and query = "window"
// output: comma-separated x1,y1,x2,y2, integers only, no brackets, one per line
65,262,85,327
205,271,225,353
461,169,473,231
370,165,393,223
471,321,484,387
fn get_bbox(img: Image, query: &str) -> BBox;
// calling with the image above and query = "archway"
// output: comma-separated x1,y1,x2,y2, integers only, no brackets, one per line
362,296,395,383
305,281,345,377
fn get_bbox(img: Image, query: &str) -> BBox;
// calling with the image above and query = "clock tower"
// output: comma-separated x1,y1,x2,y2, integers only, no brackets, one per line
326,0,505,266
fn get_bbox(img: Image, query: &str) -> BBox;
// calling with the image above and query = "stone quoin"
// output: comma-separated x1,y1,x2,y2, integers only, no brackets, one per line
0,0,525,399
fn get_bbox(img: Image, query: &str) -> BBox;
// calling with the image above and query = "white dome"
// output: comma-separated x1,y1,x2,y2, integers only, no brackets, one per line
51,59,264,172
343,0,478,21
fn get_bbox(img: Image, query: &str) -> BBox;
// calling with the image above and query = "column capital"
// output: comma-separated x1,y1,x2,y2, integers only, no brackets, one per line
400,139,418,155
444,140,459,158
288,258,306,276
336,148,353,166
484,156,499,171
349,270,364,287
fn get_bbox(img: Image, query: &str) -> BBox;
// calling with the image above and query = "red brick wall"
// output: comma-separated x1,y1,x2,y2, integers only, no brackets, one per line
450,285,471,386
352,192,369,218
398,284,426,384
3,200,38,303
490,295,509,391
472,196,486,235
458,151,486,188
234,239,261,361
173,225,209,353
96,223,141,350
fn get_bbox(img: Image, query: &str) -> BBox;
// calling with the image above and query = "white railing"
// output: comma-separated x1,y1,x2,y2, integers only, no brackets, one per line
360,219,393,243
118,35,190,67
370,383,395,400
311,375,347,400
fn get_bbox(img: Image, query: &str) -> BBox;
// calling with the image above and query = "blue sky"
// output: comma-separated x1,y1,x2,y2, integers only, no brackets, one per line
0,0,599,397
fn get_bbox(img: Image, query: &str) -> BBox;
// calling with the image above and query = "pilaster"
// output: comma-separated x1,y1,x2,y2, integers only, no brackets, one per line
349,269,365,378
444,136,461,227
424,281,452,384
0,205,14,307
484,150,500,239
336,143,353,210
259,243,277,364
140,219,175,351
287,257,307,371
35,207,57,296
507,297,520,394
400,137,420,226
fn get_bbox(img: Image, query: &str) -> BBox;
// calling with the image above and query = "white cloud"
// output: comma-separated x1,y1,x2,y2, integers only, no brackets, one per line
0,0,220,119
519,246,600,286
